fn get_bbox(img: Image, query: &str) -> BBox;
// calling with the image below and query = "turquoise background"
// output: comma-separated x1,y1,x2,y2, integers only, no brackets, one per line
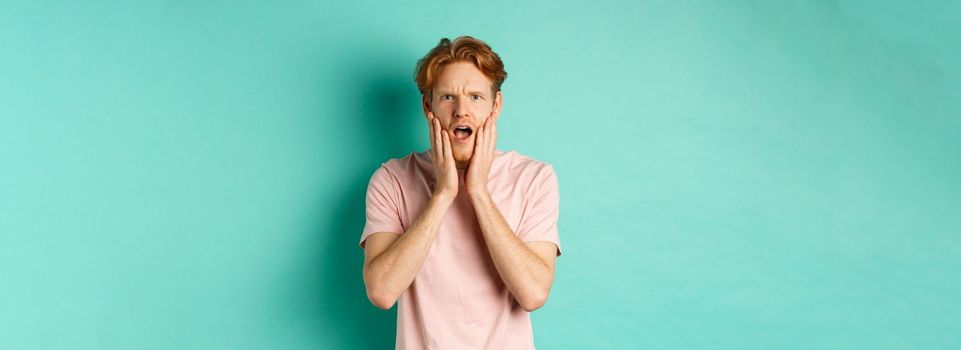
2,1,959,349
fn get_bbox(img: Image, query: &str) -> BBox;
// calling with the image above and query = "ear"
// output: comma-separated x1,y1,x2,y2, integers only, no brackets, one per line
491,91,503,119
421,93,432,119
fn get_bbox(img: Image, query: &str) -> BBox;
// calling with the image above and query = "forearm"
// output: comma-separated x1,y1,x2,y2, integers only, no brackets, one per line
365,194,453,306
470,191,552,311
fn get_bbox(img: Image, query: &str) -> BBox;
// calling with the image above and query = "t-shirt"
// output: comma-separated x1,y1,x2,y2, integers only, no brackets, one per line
360,149,563,350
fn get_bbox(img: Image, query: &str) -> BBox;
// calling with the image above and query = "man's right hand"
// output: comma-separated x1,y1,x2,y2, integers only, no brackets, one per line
428,112,458,201
363,116,458,309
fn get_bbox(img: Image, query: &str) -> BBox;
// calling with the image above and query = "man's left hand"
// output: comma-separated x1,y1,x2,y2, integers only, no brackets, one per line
466,114,498,197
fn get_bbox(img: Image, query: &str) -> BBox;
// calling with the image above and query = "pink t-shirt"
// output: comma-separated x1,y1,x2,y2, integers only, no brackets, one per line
360,149,562,350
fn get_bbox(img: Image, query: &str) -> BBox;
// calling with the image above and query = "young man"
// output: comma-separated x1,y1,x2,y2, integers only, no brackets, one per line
359,36,563,349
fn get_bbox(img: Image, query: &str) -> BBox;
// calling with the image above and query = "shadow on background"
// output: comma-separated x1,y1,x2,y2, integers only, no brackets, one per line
303,53,423,349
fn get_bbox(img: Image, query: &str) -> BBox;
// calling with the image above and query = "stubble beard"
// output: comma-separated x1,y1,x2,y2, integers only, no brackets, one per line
453,145,473,169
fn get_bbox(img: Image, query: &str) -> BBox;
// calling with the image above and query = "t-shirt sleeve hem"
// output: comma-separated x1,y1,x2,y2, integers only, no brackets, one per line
521,239,562,257
360,229,403,249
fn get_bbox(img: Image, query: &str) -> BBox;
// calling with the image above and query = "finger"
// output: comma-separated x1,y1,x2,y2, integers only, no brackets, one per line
428,115,435,152
442,132,454,165
484,116,493,143
484,123,492,154
433,117,442,155
475,125,487,159
434,118,444,159
481,118,491,150
481,122,491,150
490,118,497,152
473,125,483,150
441,126,447,160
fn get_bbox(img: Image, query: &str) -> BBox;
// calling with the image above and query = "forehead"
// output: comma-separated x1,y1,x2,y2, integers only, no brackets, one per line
433,62,492,92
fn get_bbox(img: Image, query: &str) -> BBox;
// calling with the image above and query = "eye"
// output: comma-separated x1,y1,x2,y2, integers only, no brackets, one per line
472,94,483,101
441,95,453,100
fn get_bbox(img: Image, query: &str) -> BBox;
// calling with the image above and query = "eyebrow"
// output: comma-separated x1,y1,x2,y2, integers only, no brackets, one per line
435,90,488,96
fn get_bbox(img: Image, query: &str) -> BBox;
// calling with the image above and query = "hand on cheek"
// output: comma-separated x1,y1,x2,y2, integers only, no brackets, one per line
466,114,498,197
428,111,458,201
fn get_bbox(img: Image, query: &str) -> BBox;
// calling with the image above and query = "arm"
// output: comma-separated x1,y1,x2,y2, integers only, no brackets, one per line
463,110,558,312
470,191,557,312
363,112,459,310
363,194,454,310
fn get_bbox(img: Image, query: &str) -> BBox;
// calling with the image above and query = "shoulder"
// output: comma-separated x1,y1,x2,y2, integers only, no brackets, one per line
497,150,558,192
499,150,556,178
369,151,430,185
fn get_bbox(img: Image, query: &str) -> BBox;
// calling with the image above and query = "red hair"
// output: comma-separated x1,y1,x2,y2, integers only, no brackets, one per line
414,36,507,99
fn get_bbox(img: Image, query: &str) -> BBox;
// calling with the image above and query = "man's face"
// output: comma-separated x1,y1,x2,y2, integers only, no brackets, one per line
423,61,502,168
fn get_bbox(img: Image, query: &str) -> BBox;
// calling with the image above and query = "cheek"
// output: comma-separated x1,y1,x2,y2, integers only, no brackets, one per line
484,105,497,117
435,112,453,127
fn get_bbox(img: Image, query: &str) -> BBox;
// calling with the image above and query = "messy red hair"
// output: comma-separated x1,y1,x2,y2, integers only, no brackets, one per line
414,36,507,99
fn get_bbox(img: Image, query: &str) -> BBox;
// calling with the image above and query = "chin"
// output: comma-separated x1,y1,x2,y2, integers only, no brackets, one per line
453,150,473,164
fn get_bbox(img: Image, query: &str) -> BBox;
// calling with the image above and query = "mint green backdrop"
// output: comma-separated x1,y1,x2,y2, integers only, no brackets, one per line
2,1,959,349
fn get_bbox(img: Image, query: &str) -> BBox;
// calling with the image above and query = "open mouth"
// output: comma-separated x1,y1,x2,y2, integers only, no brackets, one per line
452,126,473,141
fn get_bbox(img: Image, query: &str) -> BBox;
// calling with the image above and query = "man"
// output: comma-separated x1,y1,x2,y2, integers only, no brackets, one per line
359,36,563,350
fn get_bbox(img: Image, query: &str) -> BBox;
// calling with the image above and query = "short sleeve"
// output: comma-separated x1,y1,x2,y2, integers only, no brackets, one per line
516,164,563,257
359,166,405,249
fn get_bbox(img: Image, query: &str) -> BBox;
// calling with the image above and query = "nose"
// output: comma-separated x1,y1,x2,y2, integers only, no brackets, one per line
453,99,470,120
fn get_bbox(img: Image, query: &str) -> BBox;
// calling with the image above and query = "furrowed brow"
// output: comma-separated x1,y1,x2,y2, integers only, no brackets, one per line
433,89,487,96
